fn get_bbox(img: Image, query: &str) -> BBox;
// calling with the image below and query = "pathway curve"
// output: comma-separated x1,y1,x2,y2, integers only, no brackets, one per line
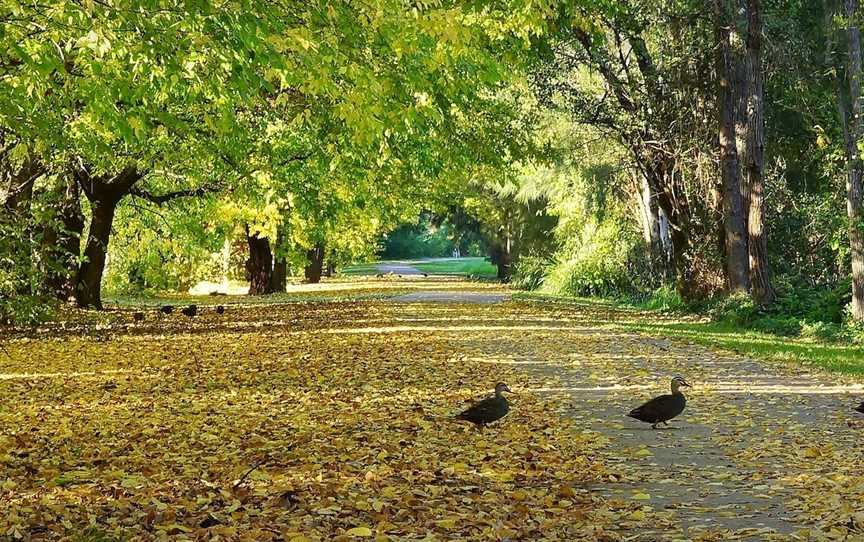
384,295,864,540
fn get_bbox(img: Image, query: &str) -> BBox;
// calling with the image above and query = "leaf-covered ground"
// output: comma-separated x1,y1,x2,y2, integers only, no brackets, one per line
2,281,863,541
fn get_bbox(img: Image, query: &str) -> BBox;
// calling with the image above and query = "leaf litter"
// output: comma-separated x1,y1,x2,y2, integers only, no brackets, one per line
1,287,863,540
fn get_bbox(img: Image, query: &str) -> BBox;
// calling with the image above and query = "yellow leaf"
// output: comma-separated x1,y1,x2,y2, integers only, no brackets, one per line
346,526,373,537
435,518,457,529
632,493,651,500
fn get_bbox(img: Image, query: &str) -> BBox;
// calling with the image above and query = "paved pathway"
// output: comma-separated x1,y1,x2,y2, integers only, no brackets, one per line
375,261,425,276
384,294,864,540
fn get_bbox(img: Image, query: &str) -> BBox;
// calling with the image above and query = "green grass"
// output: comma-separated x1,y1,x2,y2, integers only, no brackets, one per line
515,292,864,375
413,257,497,278
340,262,380,276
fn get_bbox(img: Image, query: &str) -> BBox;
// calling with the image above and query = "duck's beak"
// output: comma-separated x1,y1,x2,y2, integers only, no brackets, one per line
504,385,513,393
680,380,691,387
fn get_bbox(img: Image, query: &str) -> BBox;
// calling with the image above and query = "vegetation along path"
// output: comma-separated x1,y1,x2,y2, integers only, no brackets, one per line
1,280,863,540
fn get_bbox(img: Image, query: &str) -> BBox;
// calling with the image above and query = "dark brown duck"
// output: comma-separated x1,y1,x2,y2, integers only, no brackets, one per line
456,382,512,426
627,376,690,429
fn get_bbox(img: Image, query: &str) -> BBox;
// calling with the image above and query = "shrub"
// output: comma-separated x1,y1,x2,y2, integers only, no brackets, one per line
541,220,640,298
631,284,685,311
709,293,760,326
511,255,550,290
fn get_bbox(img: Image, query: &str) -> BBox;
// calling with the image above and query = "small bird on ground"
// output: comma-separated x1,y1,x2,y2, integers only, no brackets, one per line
627,376,690,429
855,401,864,414
159,305,174,315
456,382,512,426
215,305,225,315
133,312,145,322
181,305,198,317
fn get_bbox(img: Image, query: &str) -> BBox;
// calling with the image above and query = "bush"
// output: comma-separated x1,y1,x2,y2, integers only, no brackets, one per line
541,220,640,298
0,218,54,325
630,285,685,311
511,255,550,290
708,293,760,326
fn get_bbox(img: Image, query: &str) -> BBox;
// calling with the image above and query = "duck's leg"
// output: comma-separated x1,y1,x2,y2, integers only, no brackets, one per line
663,421,670,427
651,423,658,429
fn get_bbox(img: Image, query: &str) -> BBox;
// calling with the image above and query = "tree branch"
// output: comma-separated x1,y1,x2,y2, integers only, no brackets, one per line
129,184,222,206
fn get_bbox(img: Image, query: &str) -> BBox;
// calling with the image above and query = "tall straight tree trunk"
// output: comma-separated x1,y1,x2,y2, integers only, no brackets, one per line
304,244,325,283
246,227,276,295
743,0,775,304
715,0,751,294
844,0,864,320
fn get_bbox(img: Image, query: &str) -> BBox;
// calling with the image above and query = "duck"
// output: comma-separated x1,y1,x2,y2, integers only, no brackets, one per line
181,305,198,317
215,305,225,315
855,402,864,414
627,376,690,429
159,305,174,315
456,382,512,426
133,312,145,322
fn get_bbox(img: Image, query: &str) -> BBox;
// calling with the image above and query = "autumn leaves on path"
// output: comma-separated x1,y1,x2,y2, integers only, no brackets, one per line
1,289,863,540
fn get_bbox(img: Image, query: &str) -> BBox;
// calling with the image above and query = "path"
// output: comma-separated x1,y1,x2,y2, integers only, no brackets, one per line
384,293,864,540
375,260,425,276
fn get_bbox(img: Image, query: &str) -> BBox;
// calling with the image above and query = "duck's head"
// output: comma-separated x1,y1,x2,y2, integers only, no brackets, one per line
495,382,513,395
671,376,690,393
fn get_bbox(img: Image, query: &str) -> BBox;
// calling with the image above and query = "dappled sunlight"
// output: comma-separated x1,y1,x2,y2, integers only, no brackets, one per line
0,368,134,380
4,286,864,539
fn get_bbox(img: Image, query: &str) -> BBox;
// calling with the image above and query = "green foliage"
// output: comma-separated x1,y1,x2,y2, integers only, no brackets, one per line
379,215,456,259
511,255,551,290
541,218,641,298
628,285,686,312
0,216,53,324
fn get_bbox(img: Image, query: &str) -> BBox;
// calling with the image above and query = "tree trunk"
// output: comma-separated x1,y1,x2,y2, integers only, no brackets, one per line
246,227,275,295
76,202,116,309
716,0,751,294
1,155,41,213
271,227,287,293
843,0,864,320
272,259,287,292
73,165,143,309
743,0,775,305
41,174,84,301
304,244,325,283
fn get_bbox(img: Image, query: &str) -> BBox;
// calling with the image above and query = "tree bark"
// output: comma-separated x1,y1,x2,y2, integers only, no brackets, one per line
41,174,84,301
76,202,115,309
74,165,143,309
246,227,276,295
1,155,41,213
743,0,775,305
843,0,864,320
304,244,325,283
272,227,287,293
715,0,751,294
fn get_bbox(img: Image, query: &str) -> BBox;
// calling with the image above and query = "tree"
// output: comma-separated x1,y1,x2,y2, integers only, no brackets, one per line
715,0,751,294
831,0,864,320
742,0,775,304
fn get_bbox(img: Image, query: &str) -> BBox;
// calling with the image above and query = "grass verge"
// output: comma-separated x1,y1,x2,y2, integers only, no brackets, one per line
412,257,497,278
